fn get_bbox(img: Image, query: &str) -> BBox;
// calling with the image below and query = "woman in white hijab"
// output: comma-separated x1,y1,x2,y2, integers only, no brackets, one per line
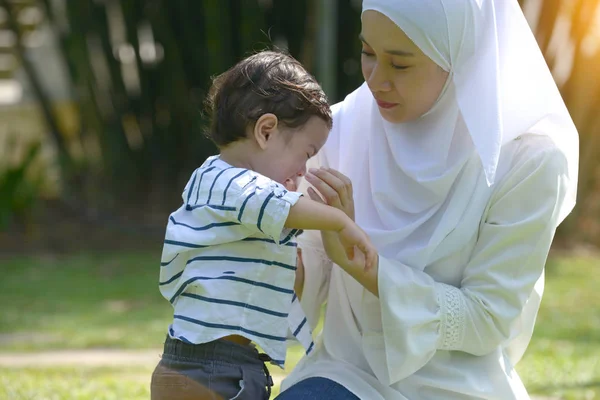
276,0,578,399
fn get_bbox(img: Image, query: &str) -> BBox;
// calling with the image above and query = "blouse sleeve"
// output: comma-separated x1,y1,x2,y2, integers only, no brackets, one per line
360,146,570,385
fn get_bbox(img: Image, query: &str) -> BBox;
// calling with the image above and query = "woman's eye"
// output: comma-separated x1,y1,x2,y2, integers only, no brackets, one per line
361,50,374,57
391,64,410,70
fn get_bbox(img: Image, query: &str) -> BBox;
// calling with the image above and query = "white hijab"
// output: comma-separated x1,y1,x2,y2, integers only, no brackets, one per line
326,0,578,269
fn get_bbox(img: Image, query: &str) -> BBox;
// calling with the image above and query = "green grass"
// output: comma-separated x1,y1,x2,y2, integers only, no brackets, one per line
0,348,302,399
0,252,170,351
516,256,600,399
0,366,153,400
0,252,599,399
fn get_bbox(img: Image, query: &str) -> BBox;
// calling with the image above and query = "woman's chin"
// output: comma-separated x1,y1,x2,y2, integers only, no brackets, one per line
378,108,406,123
378,107,428,124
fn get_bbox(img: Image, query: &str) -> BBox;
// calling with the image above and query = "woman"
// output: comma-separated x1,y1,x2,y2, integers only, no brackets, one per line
276,0,578,399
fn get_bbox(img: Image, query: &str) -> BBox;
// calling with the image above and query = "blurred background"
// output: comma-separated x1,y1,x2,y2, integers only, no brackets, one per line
0,1,599,399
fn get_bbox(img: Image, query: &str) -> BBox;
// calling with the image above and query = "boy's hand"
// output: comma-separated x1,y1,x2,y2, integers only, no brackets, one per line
338,222,378,271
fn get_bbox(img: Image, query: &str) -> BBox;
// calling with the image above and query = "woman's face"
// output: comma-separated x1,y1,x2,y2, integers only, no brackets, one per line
360,10,449,123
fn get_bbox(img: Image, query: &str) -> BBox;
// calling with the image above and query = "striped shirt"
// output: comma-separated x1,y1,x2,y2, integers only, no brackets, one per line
159,155,314,367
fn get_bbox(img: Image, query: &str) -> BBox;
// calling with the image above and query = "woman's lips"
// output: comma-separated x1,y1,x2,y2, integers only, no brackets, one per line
376,99,399,109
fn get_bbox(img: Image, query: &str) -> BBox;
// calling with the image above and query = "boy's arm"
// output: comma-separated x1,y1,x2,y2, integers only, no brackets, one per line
284,196,349,232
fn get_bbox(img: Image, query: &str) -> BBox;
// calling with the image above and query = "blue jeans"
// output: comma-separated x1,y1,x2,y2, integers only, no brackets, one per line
275,377,360,400
151,336,273,400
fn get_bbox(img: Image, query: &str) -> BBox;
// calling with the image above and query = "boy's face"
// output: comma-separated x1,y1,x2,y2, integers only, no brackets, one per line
263,116,330,186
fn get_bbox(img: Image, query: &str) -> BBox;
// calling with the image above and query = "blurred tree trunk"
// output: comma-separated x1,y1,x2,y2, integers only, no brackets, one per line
34,0,600,245
520,0,600,244
1,0,72,170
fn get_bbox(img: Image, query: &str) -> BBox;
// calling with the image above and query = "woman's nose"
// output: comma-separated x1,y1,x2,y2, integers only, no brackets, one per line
367,64,392,92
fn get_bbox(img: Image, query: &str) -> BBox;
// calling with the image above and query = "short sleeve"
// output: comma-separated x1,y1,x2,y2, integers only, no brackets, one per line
234,174,302,241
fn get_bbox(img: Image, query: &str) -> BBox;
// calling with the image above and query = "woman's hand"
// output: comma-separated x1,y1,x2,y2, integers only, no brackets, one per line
304,167,361,269
305,167,355,221
304,167,379,296
338,220,379,271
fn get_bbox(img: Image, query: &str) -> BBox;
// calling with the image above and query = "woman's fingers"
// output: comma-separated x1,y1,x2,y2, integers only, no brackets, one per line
361,244,378,271
307,187,325,204
325,168,353,196
305,172,343,208
310,168,348,200
345,245,355,260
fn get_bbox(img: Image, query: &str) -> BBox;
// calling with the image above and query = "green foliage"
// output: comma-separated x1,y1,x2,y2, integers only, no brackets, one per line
35,0,364,206
0,139,44,230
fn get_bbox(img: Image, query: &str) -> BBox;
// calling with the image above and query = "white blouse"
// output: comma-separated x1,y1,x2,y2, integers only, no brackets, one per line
281,134,569,399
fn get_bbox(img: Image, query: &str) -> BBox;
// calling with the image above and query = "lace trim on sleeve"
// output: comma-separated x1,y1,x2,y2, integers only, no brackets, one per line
437,283,466,350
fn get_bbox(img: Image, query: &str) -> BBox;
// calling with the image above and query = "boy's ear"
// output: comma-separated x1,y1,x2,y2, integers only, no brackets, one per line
253,113,279,150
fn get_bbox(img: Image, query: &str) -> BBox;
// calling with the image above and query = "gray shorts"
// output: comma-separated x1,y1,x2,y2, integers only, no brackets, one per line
151,336,274,400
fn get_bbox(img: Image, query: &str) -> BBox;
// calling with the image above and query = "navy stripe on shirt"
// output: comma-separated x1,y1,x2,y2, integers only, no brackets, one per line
177,335,193,344
187,255,296,271
194,166,216,205
185,170,198,206
207,167,234,204
180,293,288,318
222,169,249,205
174,314,288,342
169,216,240,231
169,275,294,303
160,270,183,286
164,239,208,249
257,192,276,233
305,341,314,355
160,254,179,267
293,317,308,337
237,192,255,222
185,204,237,212
280,229,299,245
241,175,257,189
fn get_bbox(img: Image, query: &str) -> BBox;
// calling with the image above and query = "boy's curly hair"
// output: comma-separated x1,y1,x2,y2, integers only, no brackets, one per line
204,51,332,147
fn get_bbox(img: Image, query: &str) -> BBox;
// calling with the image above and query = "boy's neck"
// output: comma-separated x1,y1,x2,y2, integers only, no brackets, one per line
218,142,255,170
